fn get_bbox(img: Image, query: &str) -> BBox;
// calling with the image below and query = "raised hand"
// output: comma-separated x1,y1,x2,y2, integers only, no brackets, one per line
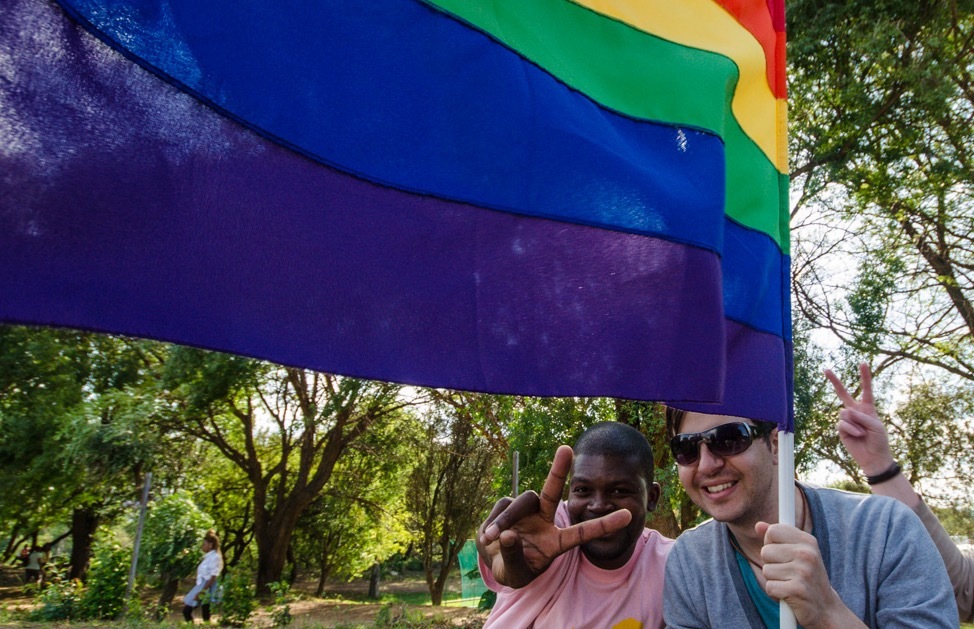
825,363,895,476
476,445,631,588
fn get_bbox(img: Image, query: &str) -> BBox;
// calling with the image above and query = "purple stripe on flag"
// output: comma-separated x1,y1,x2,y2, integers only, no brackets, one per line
0,137,726,399
667,321,790,427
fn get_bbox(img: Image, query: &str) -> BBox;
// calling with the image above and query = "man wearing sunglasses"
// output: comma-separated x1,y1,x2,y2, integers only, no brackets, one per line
662,408,957,628
476,422,673,628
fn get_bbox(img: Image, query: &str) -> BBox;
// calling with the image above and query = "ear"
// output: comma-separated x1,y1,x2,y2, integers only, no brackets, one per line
646,481,662,512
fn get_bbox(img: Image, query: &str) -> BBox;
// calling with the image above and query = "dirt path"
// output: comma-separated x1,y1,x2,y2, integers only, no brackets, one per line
258,571,488,628
248,599,486,628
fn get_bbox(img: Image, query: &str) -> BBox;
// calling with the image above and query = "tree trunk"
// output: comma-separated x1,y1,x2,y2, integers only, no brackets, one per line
254,482,331,595
68,507,99,581
429,572,445,606
155,573,180,619
428,541,452,606
286,544,298,585
368,562,381,599
315,561,331,598
648,506,680,539
256,543,288,597
680,498,699,531
255,517,299,596
2,530,18,562
315,537,336,597
430,554,452,606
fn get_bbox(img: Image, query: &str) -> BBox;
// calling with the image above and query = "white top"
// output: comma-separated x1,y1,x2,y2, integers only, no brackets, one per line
196,550,223,586
26,551,45,571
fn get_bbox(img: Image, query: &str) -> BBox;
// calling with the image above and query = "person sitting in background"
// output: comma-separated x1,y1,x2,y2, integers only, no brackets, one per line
828,362,974,622
477,421,673,628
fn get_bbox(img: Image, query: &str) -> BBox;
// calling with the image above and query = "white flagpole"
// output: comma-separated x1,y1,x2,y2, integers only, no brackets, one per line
778,431,797,629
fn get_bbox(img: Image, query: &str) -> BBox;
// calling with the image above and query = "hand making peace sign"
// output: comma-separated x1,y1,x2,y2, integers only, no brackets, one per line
825,362,896,477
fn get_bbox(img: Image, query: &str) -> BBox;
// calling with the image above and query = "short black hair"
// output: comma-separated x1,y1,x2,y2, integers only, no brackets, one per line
574,421,655,488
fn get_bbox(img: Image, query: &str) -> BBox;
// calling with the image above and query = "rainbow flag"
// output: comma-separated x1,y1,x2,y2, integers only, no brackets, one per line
0,0,791,427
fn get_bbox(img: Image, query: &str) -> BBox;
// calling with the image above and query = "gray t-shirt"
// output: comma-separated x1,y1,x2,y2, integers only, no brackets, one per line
663,484,957,628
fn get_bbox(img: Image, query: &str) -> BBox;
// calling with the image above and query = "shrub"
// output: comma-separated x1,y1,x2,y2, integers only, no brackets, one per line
268,580,293,627
138,491,214,585
27,541,140,622
217,569,256,627
26,570,84,622
80,543,131,619
373,603,423,627
477,590,495,611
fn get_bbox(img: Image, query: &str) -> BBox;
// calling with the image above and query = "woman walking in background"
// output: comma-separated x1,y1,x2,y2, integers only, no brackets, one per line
183,530,223,623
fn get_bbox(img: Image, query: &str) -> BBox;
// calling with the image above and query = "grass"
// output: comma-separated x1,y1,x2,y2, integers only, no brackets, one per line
324,590,462,606
0,565,485,628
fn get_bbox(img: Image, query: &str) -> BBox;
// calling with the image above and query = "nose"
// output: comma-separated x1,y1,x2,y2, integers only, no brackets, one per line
586,492,614,514
696,442,725,474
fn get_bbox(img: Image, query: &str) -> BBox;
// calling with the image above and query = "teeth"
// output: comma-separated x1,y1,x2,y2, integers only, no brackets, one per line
705,482,733,494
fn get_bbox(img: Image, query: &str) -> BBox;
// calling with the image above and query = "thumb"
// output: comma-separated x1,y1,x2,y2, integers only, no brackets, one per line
754,521,771,540
837,416,866,440
497,530,528,569
495,530,538,588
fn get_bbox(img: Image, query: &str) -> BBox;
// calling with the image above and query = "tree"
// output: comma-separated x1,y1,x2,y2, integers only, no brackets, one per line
932,503,974,540
0,326,88,560
290,412,416,595
887,375,974,500
406,396,500,605
187,446,258,570
0,326,164,579
499,397,607,494
789,0,974,383
161,347,420,593
791,320,835,474
62,384,164,580
787,0,974,504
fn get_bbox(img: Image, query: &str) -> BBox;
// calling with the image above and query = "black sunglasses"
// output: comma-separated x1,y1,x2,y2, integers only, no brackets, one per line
670,421,775,466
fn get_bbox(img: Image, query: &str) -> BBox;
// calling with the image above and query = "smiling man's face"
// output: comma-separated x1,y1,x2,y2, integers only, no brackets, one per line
675,412,777,529
566,453,659,570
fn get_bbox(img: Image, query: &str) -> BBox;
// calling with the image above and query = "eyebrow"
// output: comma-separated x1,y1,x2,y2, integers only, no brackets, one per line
570,476,639,486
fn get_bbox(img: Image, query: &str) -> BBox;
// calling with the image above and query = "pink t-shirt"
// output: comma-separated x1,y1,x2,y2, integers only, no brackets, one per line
480,502,673,629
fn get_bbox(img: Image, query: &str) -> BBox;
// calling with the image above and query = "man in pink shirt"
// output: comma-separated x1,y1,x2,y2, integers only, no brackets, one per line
477,422,673,628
